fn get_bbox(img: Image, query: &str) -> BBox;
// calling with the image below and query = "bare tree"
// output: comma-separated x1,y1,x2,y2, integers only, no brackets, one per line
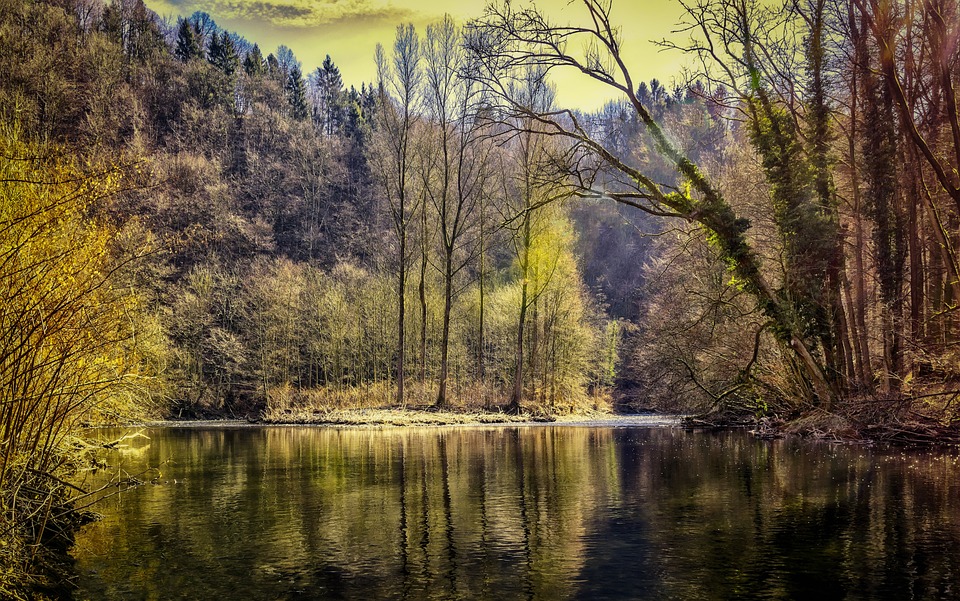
854,0,960,212
421,15,490,408
371,25,422,406
496,67,565,412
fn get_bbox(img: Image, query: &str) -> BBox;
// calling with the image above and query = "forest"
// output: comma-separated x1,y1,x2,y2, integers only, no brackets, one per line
2,0,960,596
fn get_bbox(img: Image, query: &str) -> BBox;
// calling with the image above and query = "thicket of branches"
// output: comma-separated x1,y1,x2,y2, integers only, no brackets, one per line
0,123,165,596
469,0,960,424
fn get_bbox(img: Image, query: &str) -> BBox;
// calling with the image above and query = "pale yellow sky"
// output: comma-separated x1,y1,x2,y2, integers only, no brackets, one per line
144,0,691,111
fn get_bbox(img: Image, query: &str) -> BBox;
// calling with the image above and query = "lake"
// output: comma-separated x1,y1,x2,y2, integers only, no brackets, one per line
72,425,960,600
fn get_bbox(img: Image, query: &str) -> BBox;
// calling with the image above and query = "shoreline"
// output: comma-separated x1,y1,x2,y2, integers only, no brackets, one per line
99,410,683,430
92,410,960,446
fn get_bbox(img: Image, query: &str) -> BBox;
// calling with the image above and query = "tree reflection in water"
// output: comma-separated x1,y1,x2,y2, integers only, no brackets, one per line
73,427,960,600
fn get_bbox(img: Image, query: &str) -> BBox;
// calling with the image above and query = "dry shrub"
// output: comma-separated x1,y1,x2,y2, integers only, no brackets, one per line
0,126,164,597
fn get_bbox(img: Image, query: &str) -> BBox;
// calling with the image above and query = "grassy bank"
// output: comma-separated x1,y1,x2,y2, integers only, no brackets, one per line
141,407,680,428
261,406,544,426
257,407,674,427
250,381,617,425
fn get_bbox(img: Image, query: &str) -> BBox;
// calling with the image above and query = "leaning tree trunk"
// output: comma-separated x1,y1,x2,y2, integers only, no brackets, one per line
629,100,840,408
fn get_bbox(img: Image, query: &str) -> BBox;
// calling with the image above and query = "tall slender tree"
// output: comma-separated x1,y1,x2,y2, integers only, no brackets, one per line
422,15,488,408
372,24,422,406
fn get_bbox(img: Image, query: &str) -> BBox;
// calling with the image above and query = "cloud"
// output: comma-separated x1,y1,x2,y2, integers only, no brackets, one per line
168,0,416,27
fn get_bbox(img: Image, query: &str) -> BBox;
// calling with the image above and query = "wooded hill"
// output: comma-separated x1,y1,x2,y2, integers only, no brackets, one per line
0,0,644,423
4,0,960,426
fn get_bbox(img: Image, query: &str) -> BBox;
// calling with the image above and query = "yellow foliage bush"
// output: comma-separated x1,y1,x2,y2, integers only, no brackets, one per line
0,122,166,596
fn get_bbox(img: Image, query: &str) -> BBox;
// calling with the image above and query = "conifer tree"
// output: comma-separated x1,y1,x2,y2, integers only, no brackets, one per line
313,55,344,135
287,66,309,121
209,31,240,76
175,18,201,62
244,44,265,76
266,53,280,78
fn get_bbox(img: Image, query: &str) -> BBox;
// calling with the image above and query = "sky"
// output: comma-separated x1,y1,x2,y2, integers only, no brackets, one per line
143,0,691,111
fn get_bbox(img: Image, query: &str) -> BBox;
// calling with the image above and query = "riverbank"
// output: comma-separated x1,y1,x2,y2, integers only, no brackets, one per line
135,408,682,429
132,405,960,445
782,409,960,445
684,403,960,446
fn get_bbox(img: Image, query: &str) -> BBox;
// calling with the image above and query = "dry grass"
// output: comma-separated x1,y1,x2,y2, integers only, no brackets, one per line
262,381,613,424
261,407,546,426
267,381,492,412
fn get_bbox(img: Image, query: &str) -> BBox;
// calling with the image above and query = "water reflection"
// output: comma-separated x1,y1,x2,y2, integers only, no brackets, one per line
73,427,960,600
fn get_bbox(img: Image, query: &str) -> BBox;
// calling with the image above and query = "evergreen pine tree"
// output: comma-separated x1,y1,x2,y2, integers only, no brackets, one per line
175,18,201,62
266,53,280,78
244,44,265,76
318,55,344,134
209,31,239,76
287,66,309,121
321,55,342,89
207,31,223,67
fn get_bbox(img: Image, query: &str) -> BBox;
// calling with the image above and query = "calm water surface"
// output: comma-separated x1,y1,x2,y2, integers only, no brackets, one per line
72,426,960,600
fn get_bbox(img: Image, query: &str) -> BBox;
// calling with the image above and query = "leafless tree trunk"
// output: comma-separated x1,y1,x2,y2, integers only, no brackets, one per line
373,25,422,406
422,16,487,408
